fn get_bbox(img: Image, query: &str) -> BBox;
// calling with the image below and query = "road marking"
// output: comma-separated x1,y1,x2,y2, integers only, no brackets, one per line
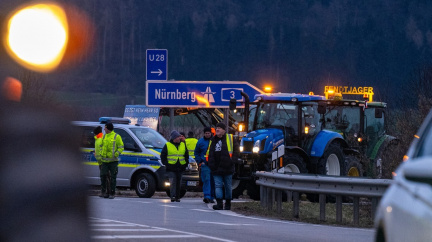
191,209,215,212
161,205,178,208
90,224,135,226
199,221,257,226
91,228,163,232
91,217,237,242
92,235,197,239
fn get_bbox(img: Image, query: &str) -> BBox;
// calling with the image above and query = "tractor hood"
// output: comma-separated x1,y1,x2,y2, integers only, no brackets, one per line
241,128,285,154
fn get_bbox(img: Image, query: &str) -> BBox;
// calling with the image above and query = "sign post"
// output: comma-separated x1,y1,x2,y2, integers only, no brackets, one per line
146,80,263,108
146,49,168,81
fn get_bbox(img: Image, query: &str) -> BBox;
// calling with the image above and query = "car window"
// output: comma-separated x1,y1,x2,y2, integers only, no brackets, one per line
416,119,432,158
79,126,95,148
113,128,139,151
130,127,166,149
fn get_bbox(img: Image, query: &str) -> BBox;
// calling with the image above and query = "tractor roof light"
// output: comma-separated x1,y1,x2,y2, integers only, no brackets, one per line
264,85,272,93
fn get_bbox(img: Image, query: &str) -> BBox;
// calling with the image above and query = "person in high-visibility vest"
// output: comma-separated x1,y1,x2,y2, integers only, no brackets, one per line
207,122,239,210
93,126,106,198
100,122,124,199
161,130,189,202
194,127,215,203
185,131,198,159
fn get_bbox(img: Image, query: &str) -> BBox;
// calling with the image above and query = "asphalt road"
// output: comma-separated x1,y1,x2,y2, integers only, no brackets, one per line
88,195,374,242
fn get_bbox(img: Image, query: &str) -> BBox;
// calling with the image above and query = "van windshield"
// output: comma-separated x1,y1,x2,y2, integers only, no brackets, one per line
129,128,167,149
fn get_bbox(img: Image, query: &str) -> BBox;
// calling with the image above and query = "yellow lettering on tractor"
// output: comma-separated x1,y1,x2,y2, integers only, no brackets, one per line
324,86,374,101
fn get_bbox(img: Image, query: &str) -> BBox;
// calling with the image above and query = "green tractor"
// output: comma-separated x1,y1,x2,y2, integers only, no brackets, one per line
323,99,398,179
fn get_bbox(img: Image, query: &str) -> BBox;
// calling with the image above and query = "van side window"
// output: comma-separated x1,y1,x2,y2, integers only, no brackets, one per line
114,128,139,151
80,126,95,148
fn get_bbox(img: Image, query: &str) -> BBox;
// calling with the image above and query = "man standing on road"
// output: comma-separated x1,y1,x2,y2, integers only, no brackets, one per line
93,126,107,198
207,122,239,210
100,123,124,199
161,130,189,202
194,127,215,203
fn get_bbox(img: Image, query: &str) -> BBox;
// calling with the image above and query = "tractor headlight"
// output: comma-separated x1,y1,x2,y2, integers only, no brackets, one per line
253,140,261,153
240,146,244,152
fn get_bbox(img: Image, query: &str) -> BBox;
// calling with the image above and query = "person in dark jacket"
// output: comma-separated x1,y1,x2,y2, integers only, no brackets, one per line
207,122,239,210
194,127,215,203
161,130,189,202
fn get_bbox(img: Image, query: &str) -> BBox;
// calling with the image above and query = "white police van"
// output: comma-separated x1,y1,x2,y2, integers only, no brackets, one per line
74,117,200,198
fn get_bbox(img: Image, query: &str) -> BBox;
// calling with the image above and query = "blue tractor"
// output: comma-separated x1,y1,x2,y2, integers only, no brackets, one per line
234,93,350,200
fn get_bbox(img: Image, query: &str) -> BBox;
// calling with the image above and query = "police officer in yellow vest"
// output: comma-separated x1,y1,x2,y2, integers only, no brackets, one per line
161,130,189,202
100,123,124,199
185,131,198,159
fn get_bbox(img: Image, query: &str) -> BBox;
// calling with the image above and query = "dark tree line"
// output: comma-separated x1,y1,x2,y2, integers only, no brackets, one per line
2,0,432,108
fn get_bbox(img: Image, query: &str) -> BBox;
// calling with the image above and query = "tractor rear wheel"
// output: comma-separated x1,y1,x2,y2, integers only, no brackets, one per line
345,154,364,177
317,143,345,176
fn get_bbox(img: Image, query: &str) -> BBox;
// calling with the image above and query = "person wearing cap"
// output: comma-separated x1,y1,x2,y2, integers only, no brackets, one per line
207,122,239,210
161,130,189,202
100,122,124,199
194,127,215,203
185,131,198,159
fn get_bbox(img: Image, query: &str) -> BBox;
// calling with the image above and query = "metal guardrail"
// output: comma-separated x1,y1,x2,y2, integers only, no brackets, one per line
256,171,393,225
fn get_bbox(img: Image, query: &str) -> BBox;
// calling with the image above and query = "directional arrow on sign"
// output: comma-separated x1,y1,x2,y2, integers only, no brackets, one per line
146,49,167,81
151,69,163,76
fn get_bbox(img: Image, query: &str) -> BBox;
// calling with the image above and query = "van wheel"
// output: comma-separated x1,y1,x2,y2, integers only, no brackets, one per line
166,189,187,198
135,173,156,198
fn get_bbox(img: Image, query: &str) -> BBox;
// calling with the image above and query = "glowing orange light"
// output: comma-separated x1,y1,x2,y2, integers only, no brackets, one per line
357,137,363,142
264,86,272,93
195,95,210,107
309,92,314,95
4,3,69,72
414,134,420,139
2,77,22,102
392,172,397,177
403,155,409,162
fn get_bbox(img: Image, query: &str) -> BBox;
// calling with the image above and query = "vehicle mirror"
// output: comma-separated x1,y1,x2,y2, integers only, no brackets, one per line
375,108,383,118
318,102,326,114
403,157,432,186
229,98,237,111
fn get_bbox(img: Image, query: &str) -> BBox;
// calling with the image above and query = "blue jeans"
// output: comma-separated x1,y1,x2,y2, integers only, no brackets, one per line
213,174,232,200
200,165,214,199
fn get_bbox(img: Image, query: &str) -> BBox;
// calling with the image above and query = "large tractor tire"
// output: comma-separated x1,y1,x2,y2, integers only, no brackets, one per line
134,173,156,198
232,179,247,199
317,143,345,176
375,140,402,179
246,181,261,200
309,143,345,202
280,152,308,174
345,154,364,177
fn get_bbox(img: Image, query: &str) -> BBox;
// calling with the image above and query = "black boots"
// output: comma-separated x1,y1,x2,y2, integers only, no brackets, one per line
212,199,231,210
224,199,231,210
212,199,223,210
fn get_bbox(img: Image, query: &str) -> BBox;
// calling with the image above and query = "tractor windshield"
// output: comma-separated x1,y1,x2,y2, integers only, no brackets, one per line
255,102,297,130
253,102,321,137
365,107,385,141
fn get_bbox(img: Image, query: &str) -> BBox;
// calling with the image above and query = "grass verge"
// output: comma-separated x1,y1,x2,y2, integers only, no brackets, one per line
231,200,374,228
